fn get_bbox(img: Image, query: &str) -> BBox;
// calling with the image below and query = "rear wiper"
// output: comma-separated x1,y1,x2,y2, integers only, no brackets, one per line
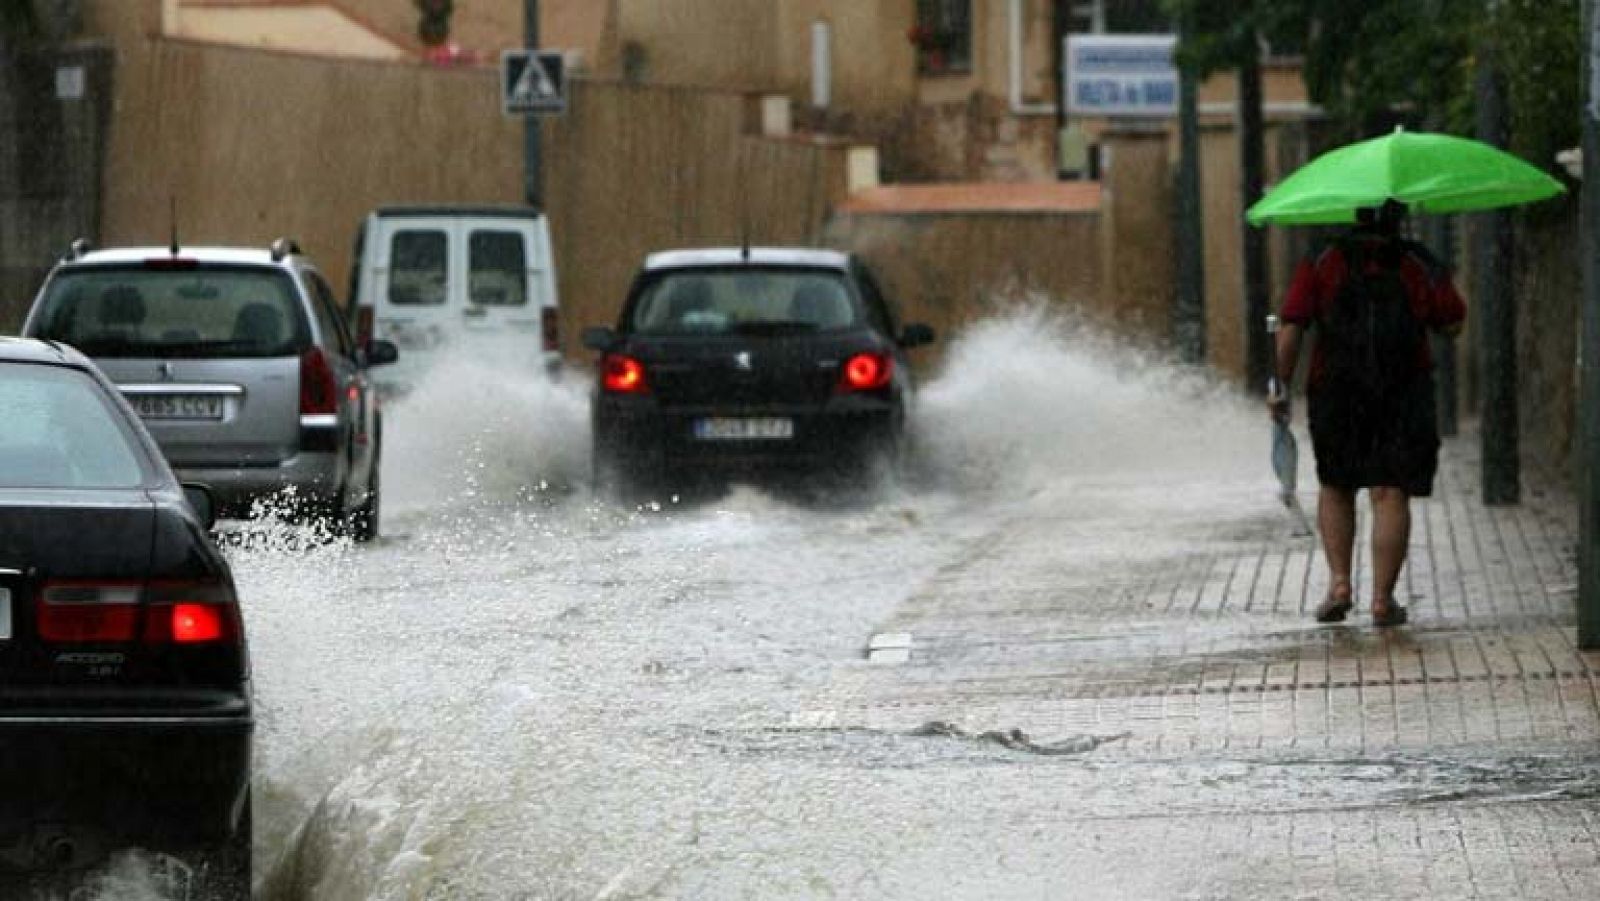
733,320,821,337
60,335,138,355
153,339,267,356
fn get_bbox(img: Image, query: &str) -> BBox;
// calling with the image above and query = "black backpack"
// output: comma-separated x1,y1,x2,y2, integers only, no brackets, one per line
1315,236,1425,399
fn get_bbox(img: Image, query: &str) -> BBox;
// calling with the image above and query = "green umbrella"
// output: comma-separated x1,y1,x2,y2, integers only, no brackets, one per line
1247,128,1567,226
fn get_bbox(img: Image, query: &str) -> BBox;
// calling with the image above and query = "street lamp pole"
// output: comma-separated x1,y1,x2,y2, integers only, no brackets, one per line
1578,0,1600,648
1474,7,1518,505
524,0,542,209
1174,7,1205,365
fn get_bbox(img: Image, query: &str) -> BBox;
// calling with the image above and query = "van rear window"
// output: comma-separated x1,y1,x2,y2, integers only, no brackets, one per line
389,230,448,306
469,230,528,306
32,266,308,359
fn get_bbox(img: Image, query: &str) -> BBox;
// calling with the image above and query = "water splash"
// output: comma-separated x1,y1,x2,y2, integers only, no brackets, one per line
380,359,591,514
913,304,1265,495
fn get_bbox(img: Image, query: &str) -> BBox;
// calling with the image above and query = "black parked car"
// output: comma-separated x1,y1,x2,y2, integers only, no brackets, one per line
583,247,935,497
0,339,251,897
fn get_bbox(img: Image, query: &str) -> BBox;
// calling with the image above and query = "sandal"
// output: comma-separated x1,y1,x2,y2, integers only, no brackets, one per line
1371,602,1409,628
1314,582,1354,623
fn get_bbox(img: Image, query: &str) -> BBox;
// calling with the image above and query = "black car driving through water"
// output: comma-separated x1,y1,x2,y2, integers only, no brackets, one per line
0,339,251,898
583,247,935,497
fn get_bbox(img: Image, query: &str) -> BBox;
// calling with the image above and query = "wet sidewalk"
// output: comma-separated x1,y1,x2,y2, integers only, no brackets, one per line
794,432,1600,899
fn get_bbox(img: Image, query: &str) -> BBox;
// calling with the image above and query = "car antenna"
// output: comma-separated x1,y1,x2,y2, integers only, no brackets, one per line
168,195,180,256
738,147,752,263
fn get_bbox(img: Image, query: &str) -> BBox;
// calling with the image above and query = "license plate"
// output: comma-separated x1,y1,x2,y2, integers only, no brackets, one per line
129,393,224,420
693,417,794,441
0,588,10,641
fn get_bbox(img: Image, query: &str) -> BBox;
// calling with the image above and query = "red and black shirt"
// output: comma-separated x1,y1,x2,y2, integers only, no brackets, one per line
1279,236,1466,389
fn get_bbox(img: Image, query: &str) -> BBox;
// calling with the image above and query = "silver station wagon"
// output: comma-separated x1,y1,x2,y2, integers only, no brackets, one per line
22,240,397,539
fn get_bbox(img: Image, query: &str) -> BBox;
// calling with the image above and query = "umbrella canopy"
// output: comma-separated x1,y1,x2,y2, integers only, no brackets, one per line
1247,129,1567,226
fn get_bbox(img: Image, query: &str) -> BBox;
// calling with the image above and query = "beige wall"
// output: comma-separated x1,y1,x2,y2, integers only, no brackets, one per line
87,1,851,357
823,210,1101,351
615,0,780,89
544,82,851,333
1099,130,1173,340
775,0,916,115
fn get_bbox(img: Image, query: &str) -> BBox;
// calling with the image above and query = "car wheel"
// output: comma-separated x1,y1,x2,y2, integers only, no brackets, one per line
183,792,251,901
593,448,661,506
347,459,381,543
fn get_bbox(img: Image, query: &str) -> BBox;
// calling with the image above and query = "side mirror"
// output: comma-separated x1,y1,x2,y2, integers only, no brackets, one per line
582,327,617,352
899,323,936,349
182,483,217,530
362,339,400,367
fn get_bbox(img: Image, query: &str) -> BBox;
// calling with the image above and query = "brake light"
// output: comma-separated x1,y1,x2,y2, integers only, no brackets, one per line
356,306,375,345
35,580,243,645
542,307,560,353
141,258,199,271
171,605,223,642
145,581,241,645
601,354,648,394
840,352,892,392
37,582,141,642
300,346,337,415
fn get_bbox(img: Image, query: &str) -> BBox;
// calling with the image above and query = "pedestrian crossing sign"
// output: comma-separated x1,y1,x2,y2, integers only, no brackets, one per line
501,50,566,116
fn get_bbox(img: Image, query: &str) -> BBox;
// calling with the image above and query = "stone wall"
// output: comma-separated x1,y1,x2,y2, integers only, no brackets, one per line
0,29,110,329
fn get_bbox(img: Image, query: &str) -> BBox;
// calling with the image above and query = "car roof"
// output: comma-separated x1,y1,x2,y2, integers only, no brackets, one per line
643,247,853,273
371,204,544,220
60,246,300,267
0,336,93,368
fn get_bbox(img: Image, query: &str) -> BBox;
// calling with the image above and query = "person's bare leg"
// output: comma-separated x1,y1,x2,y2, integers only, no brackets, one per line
1369,485,1411,616
1318,485,1356,612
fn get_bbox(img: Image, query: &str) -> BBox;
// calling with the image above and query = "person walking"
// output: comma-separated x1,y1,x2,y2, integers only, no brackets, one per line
1267,199,1466,626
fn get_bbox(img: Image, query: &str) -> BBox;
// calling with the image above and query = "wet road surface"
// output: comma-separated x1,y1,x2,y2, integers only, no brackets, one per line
55,311,1600,899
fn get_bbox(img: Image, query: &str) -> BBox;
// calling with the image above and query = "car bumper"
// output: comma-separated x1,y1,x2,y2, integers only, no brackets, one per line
175,450,342,515
0,709,252,868
596,397,901,475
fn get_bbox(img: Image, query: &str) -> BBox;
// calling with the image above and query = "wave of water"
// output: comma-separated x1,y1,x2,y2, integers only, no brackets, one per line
49,307,1278,900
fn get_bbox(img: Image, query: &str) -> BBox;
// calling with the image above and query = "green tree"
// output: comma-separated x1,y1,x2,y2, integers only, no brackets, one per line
1166,0,1477,137
1167,0,1577,162
1492,0,1580,168
0,0,38,39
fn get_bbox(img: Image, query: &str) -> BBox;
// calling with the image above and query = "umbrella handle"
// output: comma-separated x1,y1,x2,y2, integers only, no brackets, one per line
1265,315,1285,401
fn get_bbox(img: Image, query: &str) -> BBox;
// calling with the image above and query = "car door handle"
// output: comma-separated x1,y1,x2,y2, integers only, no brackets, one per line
462,306,487,318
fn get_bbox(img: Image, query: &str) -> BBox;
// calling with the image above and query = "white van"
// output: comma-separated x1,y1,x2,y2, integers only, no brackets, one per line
349,205,560,392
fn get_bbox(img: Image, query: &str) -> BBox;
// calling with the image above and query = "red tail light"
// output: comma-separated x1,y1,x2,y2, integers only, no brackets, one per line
840,352,893,392
37,582,141,642
356,306,375,345
146,581,241,645
300,346,338,415
542,307,560,353
601,354,648,394
36,580,242,645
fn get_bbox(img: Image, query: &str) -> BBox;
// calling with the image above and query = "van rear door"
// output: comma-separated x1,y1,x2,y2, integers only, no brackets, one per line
372,215,555,377
371,215,459,357
462,219,553,348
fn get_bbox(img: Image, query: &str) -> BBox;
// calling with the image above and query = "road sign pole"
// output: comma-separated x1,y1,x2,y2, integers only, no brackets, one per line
1579,0,1600,647
1475,36,1519,506
1239,36,1270,394
524,0,541,209
1175,9,1205,366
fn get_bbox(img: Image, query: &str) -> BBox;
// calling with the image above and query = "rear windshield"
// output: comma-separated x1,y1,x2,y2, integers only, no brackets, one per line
0,363,147,489
32,265,309,358
629,269,859,337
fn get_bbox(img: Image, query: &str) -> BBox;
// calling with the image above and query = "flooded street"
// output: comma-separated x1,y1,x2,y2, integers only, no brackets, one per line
58,310,1600,900
227,309,1265,900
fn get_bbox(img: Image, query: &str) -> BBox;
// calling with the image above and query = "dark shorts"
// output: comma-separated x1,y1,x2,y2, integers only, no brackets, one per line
1307,377,1439,497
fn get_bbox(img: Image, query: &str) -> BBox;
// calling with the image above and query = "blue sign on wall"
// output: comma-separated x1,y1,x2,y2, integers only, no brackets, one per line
1064,35,1178,118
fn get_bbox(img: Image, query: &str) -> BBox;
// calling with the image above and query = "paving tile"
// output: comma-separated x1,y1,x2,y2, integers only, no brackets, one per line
787,432,1600,898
